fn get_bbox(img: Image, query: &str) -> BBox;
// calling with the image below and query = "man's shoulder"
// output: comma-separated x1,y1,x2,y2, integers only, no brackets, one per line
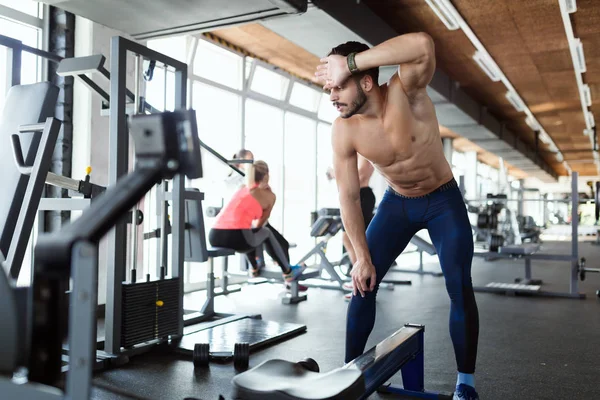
332,115,361,134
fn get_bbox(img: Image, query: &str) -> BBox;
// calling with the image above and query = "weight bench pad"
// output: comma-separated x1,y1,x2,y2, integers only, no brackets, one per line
207,247,235,258
232,359,364,400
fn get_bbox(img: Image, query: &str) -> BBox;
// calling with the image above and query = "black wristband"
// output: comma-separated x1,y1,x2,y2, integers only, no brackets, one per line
347,52,360,74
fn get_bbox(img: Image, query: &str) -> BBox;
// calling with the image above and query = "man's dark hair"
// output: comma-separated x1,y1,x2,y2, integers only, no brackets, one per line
328,41,379,85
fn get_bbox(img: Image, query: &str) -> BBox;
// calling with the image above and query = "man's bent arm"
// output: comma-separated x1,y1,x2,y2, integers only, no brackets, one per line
354,32,433,71
354,33,435,90
332,121,371,263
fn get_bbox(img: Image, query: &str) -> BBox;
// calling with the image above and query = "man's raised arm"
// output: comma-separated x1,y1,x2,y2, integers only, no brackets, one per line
316,33,435,94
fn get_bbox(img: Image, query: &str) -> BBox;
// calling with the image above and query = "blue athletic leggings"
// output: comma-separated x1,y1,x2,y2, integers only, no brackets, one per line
345,179,479,373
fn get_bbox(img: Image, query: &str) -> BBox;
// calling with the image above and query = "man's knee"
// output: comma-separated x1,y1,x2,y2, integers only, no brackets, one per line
445,277,475,301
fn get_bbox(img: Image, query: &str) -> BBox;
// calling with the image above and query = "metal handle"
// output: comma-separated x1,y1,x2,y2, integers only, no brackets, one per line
10,134,33,175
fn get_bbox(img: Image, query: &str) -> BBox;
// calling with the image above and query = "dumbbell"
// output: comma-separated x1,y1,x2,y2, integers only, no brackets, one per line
193,342,250,371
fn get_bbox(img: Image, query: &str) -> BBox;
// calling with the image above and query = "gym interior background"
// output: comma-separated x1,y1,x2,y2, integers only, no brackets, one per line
1,0,599,399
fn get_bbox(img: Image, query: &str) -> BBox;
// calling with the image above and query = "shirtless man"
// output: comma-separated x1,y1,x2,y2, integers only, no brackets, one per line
315,35,480,400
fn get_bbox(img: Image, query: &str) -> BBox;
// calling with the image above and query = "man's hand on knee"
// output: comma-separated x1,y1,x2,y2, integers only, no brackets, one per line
351,259,377,297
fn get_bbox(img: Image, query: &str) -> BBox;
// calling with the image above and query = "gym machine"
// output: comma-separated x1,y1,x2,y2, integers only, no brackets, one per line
98,36,305,367
297,208,405,291
471,172,597,299
0,109,201,399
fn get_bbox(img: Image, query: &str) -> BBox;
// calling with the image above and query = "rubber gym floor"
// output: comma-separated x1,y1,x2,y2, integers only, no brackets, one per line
91,240,600,400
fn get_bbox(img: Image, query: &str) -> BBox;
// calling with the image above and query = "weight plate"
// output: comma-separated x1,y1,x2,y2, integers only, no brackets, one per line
234,342,250,371
477,213,488,229
193,343,210,368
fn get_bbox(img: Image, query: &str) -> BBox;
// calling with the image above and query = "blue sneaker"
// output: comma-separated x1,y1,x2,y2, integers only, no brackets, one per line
454,384,479,400
283,264,305,282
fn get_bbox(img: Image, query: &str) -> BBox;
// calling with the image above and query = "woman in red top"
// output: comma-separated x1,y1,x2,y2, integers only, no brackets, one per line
209,160,304,282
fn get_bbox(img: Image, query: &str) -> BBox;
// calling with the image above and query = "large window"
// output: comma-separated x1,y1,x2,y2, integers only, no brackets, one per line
147,36,187,63
318,92,337,123
193,82,243,207
289,82,321,112
251,65,290,100
194,39,243,90
0,2,44,111
0,0,42,17
283,112,316,260
317,122,337,209
245,99,284,229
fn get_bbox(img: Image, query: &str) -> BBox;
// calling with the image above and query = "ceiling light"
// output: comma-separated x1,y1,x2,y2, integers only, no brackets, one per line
587,111,595,128
573,38,586,73
581,84,592,107
538,132,552,145
425,0,460,31
565,0,577,13
556,152,564,162
473,51,502,82
563,161,571,173
525,115,540,131
505,90,525,112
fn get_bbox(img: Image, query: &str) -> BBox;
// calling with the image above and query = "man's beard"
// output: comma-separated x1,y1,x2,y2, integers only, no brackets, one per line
340,83,367,119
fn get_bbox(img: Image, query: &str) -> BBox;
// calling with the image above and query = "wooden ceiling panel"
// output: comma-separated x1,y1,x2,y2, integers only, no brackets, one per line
530,50,575,74
570,0,600,35
504,0,569,54
541,71,581,99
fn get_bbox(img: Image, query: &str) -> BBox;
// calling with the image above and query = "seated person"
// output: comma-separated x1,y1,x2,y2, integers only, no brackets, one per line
209,160,304,282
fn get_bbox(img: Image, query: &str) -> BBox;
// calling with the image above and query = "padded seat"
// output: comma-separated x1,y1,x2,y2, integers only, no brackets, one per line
207,247,235,258
232,359,364,400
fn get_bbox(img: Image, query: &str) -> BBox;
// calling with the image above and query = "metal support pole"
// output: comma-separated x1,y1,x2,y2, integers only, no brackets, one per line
571,172,579,295
525,258,532,281
158,180,169,278
221,257,229,292
241,56,247,147
130,54,141,282
105,37,129,355
66,241,98,400
542,193,548,227
7,46,22,87
201,257,215,316
517,179,524,217
172,58,187,335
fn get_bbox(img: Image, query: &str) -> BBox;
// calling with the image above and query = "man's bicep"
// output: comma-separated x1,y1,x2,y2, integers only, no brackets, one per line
333,151,360,201
331,120,360,199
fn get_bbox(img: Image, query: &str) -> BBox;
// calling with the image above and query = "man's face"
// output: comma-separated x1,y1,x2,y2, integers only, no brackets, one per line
329,77,367,119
